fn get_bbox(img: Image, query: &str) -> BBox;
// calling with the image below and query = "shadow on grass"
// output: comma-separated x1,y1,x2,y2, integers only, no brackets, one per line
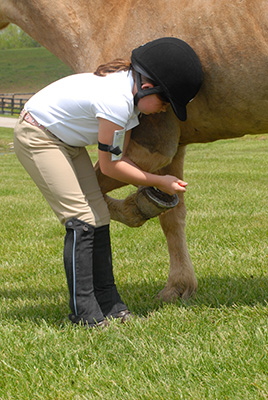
0,275,267,325
120,274,268,315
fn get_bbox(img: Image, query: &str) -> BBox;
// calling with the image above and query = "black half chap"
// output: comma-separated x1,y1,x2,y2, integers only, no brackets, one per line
63,218,126,326
93,224,126,317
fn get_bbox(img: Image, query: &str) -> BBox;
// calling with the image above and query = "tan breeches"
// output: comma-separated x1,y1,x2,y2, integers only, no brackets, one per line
13,113,110,227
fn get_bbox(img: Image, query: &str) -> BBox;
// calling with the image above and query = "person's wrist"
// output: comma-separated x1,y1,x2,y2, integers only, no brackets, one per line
153,174,164,189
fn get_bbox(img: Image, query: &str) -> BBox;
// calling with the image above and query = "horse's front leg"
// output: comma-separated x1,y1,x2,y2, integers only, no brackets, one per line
95,110,181,227
95,142,177,227
157,145,198,301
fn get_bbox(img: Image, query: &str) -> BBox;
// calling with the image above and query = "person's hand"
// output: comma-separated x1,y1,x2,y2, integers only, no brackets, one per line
156,175,188,195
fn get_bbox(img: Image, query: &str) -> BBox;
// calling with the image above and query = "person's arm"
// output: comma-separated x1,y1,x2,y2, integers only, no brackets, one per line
98,118,187,195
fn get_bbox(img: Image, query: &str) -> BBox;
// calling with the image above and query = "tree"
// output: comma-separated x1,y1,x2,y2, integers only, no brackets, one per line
0,24,40,49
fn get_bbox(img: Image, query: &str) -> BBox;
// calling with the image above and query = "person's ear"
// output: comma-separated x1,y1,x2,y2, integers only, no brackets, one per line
141,82,154,90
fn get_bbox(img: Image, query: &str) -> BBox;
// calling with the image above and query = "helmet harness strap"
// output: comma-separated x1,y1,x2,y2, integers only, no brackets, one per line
133,70,163,106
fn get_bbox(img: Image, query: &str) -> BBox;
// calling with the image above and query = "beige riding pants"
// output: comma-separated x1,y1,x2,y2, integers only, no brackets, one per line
13,111,110,227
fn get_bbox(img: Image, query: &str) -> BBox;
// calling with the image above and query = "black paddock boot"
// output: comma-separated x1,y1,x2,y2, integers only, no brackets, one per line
93,225,130,319
64,218,105,327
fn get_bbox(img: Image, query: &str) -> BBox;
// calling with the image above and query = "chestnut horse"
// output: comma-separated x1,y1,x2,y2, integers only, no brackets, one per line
1,0,267,300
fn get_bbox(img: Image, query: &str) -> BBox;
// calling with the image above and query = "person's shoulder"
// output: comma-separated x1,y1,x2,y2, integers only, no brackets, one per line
105,70,131,82
69,72,95,81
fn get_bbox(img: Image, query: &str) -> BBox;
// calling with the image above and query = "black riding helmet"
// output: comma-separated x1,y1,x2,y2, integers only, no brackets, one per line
131,37,203,121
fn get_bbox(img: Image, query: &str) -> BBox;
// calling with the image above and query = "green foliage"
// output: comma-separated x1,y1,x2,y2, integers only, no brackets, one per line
0,127,267,399
0,24,40,50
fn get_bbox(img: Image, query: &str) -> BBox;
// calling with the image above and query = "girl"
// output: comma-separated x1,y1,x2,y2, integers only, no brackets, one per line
14,37,203,328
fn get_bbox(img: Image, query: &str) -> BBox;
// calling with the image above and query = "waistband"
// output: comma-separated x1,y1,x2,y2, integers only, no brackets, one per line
20,109,51,134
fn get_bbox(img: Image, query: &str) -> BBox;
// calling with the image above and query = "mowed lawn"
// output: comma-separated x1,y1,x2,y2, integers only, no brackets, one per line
0,126,267,400
0,47,73,93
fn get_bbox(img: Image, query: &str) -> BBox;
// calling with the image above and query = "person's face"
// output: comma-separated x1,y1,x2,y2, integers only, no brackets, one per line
134,82,169,115
137,93,169,115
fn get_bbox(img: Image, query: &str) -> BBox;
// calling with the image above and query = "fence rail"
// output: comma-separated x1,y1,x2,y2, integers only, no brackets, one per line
0,93,34,115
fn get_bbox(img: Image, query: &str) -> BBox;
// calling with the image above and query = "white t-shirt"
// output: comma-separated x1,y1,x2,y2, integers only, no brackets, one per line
25,71,140,146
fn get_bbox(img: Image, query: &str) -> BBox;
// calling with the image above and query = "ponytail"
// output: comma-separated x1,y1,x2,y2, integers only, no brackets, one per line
94,59,131,76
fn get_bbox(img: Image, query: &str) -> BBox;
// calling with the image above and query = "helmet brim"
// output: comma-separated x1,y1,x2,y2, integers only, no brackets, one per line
170,100,187,121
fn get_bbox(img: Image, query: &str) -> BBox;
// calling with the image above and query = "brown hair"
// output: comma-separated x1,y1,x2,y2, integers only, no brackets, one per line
94,59,131,76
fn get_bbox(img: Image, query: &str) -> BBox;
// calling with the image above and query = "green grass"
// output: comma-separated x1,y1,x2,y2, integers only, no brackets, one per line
0,127,268,399
0,48,73,93
0,127,14,152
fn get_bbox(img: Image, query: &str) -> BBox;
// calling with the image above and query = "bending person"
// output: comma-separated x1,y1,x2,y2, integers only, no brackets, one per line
14,37,203,328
